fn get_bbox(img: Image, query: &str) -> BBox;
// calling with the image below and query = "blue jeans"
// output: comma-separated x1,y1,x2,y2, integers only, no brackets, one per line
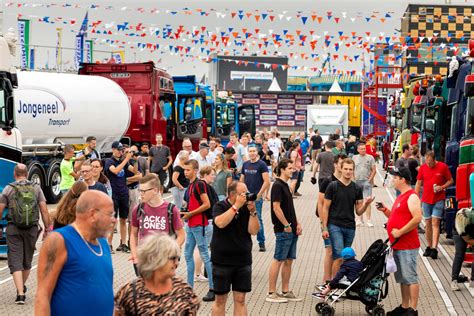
328,224,356,260
255,198,265,245
184,225,214,289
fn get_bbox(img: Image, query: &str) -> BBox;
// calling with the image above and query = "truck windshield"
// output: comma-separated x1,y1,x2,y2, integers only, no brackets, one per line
218,103,235,126
312,124,341,135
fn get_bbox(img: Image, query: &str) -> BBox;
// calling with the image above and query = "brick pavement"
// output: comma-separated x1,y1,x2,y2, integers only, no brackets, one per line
0,163,472,315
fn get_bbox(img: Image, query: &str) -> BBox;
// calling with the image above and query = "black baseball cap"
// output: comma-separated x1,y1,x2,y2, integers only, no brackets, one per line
389,166,411,182
199,143,210,149
111,141,124,150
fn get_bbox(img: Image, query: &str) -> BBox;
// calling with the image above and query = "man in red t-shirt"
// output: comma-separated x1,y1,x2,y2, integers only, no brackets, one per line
415,151,453,259
377,167,422,316
183,159,215,302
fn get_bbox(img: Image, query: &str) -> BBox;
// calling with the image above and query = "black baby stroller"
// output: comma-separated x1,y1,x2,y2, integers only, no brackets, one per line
315,239,396,316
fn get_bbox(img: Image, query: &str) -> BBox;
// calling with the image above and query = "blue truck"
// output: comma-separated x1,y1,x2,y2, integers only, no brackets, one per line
173,76,255,146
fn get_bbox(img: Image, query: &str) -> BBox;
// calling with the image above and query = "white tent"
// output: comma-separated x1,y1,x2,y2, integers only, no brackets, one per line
329,79,343,93
268,77,281,91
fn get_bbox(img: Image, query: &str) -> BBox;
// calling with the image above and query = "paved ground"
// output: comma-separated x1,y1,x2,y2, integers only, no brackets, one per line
0,163,473,315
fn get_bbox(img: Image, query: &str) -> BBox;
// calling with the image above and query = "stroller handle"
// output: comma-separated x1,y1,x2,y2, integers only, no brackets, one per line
384,238,399,247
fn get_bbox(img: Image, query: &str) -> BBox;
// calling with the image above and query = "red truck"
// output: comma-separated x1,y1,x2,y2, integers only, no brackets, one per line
79,62,208,189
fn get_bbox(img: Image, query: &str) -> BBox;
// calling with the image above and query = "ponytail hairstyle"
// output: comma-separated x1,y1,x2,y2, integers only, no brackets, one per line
274,158,293,177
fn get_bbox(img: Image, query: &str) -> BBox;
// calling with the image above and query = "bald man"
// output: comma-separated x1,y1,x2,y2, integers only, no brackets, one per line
35,191,115,316
0,163,50,305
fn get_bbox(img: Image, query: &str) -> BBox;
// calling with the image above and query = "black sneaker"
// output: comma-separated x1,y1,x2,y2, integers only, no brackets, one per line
116,244,124,252
202,290,215,302
405,308,418,316
121,244,131,253
259,244,266,252
386,305,408,316
15,295,25,305
423,247,432,257
430,248,438,259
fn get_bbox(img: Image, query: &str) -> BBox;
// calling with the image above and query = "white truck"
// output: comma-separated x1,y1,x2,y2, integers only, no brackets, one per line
306,104,348,142
0,53,131,203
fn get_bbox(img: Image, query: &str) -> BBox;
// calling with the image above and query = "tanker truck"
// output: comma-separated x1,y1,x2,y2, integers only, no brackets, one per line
12,71,130,203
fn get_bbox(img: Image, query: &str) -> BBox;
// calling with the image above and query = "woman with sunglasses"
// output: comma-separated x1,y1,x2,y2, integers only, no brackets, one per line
213,153,232,201
115,235,200,315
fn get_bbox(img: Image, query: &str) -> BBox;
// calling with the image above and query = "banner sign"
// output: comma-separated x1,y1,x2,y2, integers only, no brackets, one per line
74,35,84,69
18,19,30,69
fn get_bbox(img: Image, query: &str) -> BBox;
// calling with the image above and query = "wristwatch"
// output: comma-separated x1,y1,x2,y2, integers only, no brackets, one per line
250,211,257,217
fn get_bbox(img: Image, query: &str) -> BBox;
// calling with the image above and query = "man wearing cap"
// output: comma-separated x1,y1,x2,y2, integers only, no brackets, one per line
195,143,212,170
105,141,140,253
149,134,172,192
377,167,422,316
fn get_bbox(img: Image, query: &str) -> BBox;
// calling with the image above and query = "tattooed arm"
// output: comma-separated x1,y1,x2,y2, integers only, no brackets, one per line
35,232,67,315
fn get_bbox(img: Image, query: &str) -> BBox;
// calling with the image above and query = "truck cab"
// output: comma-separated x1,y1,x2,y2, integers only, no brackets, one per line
172,75,208,153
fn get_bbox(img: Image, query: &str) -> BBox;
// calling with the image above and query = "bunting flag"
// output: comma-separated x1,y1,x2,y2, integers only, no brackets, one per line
17,19,30,69
56,28,62,69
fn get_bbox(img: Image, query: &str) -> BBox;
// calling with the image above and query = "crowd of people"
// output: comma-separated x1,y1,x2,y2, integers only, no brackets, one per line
0,127,473,315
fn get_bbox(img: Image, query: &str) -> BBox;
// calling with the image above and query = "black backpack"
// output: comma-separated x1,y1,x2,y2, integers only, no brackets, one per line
190,180,219,220
136,202,176,237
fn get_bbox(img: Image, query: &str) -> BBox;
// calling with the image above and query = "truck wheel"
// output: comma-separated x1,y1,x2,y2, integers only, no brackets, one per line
45,162,62,204
28,164,45,193
163,168,172,193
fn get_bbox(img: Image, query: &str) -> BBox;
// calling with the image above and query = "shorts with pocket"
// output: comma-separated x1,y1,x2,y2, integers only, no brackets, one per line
212,263,252,295
422,201,444,219
113,195,130,219
274,232,298,261
6,224,39,273
393,249,419,284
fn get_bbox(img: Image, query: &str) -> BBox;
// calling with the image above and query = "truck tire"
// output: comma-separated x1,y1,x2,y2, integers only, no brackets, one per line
45,162,62,204
28,163,46,194
163,168,172,193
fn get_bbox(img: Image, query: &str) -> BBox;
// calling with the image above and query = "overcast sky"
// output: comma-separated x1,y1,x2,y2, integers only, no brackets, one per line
1,0,472,77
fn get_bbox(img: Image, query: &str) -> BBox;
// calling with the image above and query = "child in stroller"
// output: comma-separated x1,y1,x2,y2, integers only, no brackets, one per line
316,247,364,297
314,239,393,316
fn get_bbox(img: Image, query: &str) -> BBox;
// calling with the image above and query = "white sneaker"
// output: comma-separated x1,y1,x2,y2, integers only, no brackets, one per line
194,274,208,282
265,293,288,303
451,280,460,291
367,221,374,228
356,221,363,227
278,291,303,302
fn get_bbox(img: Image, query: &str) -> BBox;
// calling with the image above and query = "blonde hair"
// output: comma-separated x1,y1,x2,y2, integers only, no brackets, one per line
199,165,215,178
138,234,181,279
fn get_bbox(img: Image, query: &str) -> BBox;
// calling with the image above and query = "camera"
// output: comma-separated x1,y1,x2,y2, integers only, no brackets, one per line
245,192,257,202
376,202,383,209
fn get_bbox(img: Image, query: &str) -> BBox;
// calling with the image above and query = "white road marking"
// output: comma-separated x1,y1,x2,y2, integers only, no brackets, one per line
377,170,458,316
0,264,38,285
0,252,39,272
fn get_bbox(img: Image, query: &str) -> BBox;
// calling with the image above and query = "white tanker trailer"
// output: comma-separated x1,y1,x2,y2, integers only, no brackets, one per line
14,71,131,203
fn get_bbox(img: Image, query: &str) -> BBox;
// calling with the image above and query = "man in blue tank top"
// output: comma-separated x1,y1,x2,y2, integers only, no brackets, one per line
34,190,115,315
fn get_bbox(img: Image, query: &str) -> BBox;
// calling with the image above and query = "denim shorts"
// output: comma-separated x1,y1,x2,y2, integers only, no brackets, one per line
422,201,444,219
393,249,419,284
328,224,355,260
274,232,298,261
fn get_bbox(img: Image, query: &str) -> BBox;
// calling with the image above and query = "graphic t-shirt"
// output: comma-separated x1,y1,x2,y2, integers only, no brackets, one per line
353,154,375,181
60,158,75,190
242,159,268,194
105,157,130,198
88,182,108,195
131,201,183,241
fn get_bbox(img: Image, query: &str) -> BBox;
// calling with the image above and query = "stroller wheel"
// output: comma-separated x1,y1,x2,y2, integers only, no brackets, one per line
321,305,335,316
365,305,373,315
315,302,327,314
371,306,385,316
